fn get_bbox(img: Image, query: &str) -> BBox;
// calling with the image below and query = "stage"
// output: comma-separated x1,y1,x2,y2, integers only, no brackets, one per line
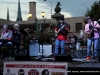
0,58,100,74
0,58,99,67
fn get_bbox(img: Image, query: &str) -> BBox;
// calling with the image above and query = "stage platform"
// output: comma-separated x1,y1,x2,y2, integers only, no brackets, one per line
0,58,99,67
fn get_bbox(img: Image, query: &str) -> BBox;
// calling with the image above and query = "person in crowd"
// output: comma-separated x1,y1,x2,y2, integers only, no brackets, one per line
12,24,21,54
54,16,70,55
85,16,100,60
0,24,13,60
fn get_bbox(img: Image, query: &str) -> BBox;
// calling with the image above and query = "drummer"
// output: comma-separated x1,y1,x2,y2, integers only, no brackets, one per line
0,24,13,60
68,30,78,49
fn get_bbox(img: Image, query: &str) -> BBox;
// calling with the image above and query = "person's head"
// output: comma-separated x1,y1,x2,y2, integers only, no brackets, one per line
3,24,8,32
42,69,49,75
18,69,25,75
59,16,64,23
86,16,91,23
13,23,19,30
70,30,74,35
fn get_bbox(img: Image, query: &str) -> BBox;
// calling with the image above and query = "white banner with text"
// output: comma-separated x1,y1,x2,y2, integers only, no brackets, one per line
3,61,68,75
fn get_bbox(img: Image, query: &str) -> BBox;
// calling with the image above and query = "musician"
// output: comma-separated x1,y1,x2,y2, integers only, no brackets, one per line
54,16,70,55
12,24,21,54
85,16,100,60
0,24,13,59
68,30,78,49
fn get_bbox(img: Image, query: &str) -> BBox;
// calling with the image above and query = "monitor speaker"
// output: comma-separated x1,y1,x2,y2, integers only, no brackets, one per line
14,53,31,61
55,53,73,62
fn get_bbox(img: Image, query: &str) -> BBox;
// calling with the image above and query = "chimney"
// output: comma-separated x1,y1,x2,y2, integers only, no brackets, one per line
28,2,36,20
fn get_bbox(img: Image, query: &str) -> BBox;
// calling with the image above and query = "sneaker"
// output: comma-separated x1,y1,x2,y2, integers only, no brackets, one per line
86,56,91,60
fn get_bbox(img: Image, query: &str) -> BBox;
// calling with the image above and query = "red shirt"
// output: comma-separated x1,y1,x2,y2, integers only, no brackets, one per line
55,27,70,40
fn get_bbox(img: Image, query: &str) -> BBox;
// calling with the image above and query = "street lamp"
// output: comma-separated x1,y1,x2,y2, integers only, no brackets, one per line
41,12,45,18
41,12,45,57
28,13,32,19
44,0,52,18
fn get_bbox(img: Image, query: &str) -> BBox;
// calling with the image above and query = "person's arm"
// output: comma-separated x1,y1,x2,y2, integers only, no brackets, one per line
7,30,13,40
65,23,70,31
84,24,90,35
0,32,4,39
94,21,100,31
55,27,58,33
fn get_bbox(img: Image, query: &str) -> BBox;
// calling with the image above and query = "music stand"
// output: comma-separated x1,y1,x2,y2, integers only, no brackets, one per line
19,29,30,45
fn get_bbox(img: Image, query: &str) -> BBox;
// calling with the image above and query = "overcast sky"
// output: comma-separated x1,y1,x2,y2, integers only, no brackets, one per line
0,0,99,21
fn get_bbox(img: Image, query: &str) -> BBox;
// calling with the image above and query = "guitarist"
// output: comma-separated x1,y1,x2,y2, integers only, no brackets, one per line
85,16,100,60
54,16,70,55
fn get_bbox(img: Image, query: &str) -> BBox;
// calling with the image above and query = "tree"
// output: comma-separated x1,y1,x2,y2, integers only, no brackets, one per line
84,1,100,24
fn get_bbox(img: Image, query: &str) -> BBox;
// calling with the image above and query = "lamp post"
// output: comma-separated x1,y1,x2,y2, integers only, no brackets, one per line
28,13,38,39
35,17,38,39
41,12,45,56
44,0,52,18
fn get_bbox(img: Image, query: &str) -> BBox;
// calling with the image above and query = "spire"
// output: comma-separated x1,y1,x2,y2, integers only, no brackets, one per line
16,0,22,21
7,7,10,21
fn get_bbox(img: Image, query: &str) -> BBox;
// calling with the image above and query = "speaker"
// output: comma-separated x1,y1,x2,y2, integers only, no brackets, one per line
14,53,31,61
55,54,73,62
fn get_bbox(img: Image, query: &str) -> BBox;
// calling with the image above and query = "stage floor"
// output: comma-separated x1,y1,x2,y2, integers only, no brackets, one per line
0,58,99,67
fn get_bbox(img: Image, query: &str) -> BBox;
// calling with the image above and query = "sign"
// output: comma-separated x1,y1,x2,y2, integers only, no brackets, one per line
3,61,68,75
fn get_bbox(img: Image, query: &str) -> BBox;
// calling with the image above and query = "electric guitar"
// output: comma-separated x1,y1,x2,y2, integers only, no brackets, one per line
87,22,97,38
55,25,65,37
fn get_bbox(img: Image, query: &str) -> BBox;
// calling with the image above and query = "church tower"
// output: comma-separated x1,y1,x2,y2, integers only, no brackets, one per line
7,7,10,21
16,0,22,21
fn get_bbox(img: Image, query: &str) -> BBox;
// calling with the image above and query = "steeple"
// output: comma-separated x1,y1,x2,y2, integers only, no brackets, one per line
7,7,10,21
16,0,22,21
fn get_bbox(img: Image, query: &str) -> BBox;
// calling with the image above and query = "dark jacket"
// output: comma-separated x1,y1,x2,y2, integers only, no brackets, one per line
57,22,70,36
12,30,21,44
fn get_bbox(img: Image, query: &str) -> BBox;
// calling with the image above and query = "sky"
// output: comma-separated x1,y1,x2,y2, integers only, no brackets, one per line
0,0,99,21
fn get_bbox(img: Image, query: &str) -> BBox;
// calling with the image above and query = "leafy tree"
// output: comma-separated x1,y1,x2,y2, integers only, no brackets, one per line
84,1,100,24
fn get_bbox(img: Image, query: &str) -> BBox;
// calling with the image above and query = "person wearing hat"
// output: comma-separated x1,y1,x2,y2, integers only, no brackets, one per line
0,24,13,60
85,16,100,60
12,23,21,54
54,16,70,55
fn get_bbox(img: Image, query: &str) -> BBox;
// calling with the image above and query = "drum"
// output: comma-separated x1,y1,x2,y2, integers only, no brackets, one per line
75,42,80,51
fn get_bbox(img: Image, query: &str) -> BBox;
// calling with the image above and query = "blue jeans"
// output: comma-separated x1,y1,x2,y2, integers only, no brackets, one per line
87,38,98,57
54,39,65,54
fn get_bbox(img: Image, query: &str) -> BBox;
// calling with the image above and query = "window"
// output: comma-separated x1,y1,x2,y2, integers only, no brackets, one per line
75,23,82,33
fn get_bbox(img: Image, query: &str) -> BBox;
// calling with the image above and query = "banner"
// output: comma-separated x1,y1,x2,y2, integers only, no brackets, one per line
3,61,68,75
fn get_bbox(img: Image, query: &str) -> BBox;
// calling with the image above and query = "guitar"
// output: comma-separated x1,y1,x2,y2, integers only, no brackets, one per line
55,25,65,37
87,22,97,38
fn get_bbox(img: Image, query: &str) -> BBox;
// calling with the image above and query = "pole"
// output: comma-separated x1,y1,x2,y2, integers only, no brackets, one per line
36,18,38,39
41,17,44,57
